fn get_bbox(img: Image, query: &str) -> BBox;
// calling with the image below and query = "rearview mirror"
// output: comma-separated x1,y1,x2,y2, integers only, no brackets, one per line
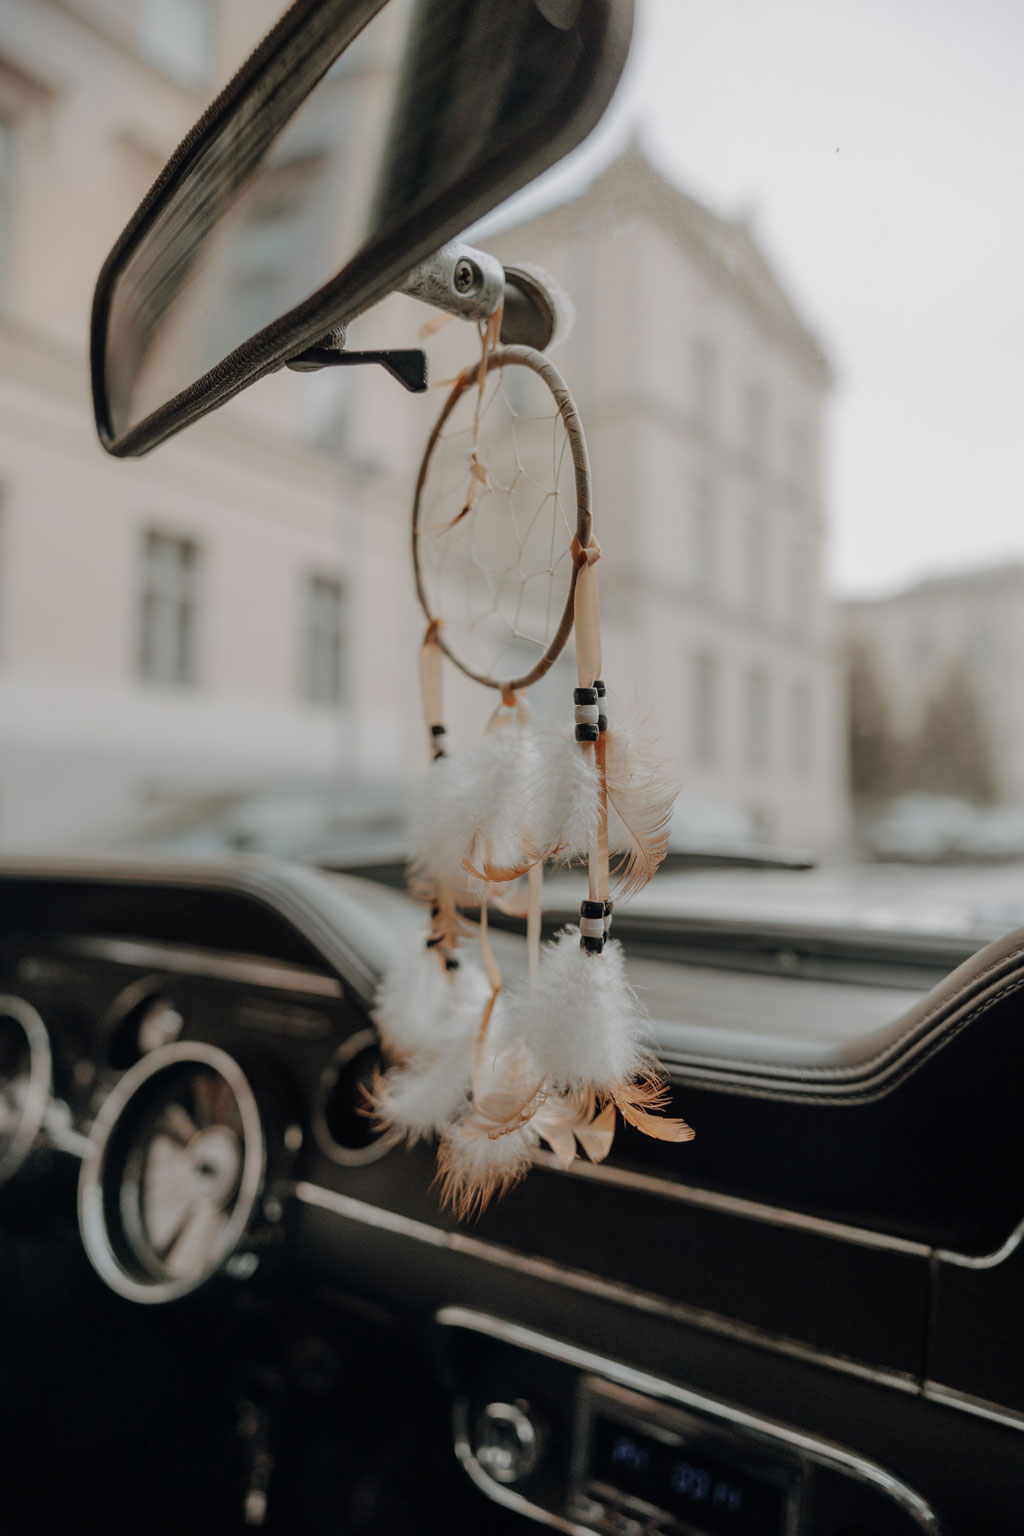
91,0,633,457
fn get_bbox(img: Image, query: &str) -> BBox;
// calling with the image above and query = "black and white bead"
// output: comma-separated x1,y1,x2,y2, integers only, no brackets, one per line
574,686,600,743
580,898,608,954
594,678,608,734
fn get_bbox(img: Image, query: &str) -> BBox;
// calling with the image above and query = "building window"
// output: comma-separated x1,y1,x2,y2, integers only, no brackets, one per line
138,0,214,90
692,652,718,768
788,538,810,631
221,152,328,361
139,531,198,685
305,370,353,456
0,116,12,305
790,682,813,776
303,574,346,704
745,668,770,772
745,508,769,616
743,382,768,469
691,482,716,598
691,338,715,431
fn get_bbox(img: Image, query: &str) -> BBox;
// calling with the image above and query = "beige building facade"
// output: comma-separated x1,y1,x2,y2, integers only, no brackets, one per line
0,2,847,855
486,146,847,850
0,0,429,847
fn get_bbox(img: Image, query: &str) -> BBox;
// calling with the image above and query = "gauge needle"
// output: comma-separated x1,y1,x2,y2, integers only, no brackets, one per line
163,1201,226,1279
142,1134,195,1252
192,1072,235,1129
159,1101,199,1146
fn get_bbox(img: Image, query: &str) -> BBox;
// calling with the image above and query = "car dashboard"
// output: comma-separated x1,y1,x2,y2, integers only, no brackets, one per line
1,854,1023,1536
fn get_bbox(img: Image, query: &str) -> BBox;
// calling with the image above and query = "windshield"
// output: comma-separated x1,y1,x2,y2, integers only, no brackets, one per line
2,0,1022,948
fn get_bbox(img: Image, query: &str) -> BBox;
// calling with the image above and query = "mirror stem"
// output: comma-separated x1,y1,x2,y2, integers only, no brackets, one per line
285,347,428,392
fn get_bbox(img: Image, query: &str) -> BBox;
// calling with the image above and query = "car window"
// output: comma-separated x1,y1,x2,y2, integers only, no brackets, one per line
1,0,1022,945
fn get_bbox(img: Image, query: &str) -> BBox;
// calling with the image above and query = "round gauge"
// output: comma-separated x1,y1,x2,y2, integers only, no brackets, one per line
312,1028,400,1168
79,1042,265,1303
0,995,52,1185
103,975,185,1069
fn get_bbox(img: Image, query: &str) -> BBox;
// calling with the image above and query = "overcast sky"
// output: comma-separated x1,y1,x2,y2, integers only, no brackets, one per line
488,0,1024,598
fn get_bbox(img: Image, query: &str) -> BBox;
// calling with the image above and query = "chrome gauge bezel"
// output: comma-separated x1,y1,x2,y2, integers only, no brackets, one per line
0,995,53,1185
78,1040,265,1304
311,1027,401,1168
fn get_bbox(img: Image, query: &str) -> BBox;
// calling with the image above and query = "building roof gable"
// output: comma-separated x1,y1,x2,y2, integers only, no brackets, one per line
488,137,832,385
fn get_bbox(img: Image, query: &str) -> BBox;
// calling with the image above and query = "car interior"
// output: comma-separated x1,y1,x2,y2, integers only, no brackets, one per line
2,3,1022,1535
2,853,1024,1534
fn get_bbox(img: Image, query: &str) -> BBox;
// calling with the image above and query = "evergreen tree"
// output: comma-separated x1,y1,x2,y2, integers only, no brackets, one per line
913,660,997,803
847,639,904,799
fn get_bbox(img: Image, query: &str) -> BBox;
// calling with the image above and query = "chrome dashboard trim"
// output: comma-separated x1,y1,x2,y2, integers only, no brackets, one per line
59,935,343,998
0,994,53,1184
935,1214,1024,1269
0,854,396,1006
452,1397,594,1536
922,1382,1024,1435
439,1309,944,1534
531,1149,932,1257
292,1183,920,1395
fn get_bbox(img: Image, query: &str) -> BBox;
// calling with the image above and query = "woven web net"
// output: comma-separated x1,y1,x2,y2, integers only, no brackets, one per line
415,357,580,686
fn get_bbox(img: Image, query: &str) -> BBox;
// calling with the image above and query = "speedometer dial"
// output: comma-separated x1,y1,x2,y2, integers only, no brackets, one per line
79,1042,265,1303
122,1067,245,1282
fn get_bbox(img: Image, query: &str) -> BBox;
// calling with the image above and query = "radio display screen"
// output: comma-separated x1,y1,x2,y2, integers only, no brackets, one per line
591,1416,789,1536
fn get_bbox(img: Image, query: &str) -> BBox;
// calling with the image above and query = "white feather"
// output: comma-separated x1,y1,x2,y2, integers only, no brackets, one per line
374,1033,473,1143
408,724,539,891
372,941,448,1056
372,948,491,1141
527,729,601,864
603,697,680,899
371,940,489,1057
437,1118,539,1217
503,928,653,1091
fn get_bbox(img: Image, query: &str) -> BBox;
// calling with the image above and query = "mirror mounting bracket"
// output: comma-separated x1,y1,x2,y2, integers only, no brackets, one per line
397,240,506,321
286,344,428,392
285,240,506,392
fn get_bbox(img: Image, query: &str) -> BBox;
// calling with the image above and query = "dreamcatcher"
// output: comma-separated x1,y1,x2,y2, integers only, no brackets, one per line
372,316,693,1217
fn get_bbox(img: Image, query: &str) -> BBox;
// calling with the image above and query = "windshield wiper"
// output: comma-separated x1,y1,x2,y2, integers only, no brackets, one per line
661,842,816,871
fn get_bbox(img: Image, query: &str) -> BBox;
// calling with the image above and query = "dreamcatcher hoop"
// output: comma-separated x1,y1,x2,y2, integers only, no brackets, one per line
412,343,592,692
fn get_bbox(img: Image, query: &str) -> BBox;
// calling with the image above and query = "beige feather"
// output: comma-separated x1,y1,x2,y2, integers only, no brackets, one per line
468,1039,546,1141
422,878,471,957
435,1125,536,1220
435,1035,545,1217
604,708,680,900
490,881,531,921
462,848,536,885
535,1116,577,1170
612,1073,695,1143
418,310,454,340
575,1099,618,1162
533,1090,618,1169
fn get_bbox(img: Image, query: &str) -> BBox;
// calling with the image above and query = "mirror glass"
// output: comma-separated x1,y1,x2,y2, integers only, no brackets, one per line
101,0,600,443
